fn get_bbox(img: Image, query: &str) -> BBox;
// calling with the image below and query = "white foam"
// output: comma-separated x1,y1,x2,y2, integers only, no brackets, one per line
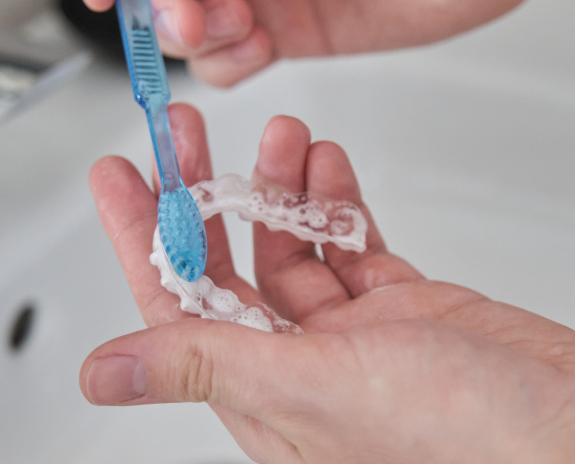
150,229,303,334
150,174,370,334
190,174,367,253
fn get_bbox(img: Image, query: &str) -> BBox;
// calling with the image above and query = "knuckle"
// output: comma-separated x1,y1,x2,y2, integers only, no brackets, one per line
170,338,215,403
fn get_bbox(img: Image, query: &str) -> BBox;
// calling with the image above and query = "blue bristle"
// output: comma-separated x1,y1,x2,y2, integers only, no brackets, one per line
158,186,207,282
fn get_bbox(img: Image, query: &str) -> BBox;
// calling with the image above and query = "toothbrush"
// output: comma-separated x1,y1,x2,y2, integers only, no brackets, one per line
116,0,207,282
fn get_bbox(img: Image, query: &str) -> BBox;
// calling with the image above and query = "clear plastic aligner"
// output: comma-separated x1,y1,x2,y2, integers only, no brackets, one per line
150,229,304,335
150,173,370,334
189,174,368,253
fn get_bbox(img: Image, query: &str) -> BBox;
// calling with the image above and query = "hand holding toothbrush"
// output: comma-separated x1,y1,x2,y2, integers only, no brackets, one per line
81,103,575,464
84,0,525,87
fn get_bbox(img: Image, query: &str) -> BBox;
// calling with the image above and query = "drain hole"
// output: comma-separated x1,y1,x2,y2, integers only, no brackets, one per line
9,304,36,352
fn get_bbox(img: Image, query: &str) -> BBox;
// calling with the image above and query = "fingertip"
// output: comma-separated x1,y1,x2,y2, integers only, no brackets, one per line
88,156,109,191
88,155,156,246
305,141,362,203
153,0,204,48
166,103,213,187
204,0,253,41
89,156,137,198
90,154,131,176
259,115,311,153
254,115,311,190
84,0,114,12
155,0,254,51
167,103,206,134
79,354,92,404
175,0,206,47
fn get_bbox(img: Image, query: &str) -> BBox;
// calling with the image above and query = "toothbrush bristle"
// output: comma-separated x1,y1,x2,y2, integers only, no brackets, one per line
158,187,207,282
131,28,163,95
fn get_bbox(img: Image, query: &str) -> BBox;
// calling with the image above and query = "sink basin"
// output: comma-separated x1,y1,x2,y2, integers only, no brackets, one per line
1,0,574,462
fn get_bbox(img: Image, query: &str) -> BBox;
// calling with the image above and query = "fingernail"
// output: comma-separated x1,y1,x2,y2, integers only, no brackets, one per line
230,34,264,62
206,5,243,39
87,356,147,405
154,9,184,45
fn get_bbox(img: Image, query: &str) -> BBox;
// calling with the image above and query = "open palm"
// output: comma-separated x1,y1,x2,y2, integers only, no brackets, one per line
80,103,575,463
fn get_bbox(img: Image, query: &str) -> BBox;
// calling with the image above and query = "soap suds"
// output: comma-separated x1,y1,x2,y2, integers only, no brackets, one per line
151,229,302,334
190,174,367,253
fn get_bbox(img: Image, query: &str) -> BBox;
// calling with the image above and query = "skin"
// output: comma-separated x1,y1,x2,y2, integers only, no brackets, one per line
80,103,575,464
83,0,526,86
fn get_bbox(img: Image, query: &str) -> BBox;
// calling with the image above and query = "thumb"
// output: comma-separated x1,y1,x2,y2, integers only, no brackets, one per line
79,318,301,419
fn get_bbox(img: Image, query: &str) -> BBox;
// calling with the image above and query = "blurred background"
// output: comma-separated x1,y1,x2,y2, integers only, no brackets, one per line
1,0,574,462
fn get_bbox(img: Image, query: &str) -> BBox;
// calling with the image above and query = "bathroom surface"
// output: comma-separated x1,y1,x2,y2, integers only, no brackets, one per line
1,0,574,462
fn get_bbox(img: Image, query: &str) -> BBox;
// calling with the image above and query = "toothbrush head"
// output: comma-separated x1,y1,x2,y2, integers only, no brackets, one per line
158,186,207,282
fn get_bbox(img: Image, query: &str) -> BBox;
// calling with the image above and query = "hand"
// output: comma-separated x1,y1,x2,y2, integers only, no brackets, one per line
80,103,575,464
84,0,525,87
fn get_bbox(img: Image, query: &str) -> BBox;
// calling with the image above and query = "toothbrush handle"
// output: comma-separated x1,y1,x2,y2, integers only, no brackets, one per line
147,105,182,192
116,0,171,106
117,0,182,191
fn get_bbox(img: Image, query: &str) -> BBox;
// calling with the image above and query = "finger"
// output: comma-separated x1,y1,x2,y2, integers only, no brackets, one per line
79,319,311,460
151,0,206,49
83,0,114,12
188,27,273,87
154,0,253,57
79,318,311,420
253,116,350,323
90,156,190,326
304,141,424,297
152,103,260,302
152,103,213,194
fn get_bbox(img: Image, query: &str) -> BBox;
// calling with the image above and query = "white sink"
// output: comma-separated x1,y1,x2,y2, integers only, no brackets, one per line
1,0,574,462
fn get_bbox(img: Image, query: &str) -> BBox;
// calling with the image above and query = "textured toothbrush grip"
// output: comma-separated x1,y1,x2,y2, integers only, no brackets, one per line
116,0,170,108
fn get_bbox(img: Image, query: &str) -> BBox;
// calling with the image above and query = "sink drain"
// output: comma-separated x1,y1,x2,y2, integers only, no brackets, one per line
8,303,35,352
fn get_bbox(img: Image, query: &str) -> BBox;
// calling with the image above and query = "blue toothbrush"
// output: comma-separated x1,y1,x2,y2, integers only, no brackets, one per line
116,0,207,282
